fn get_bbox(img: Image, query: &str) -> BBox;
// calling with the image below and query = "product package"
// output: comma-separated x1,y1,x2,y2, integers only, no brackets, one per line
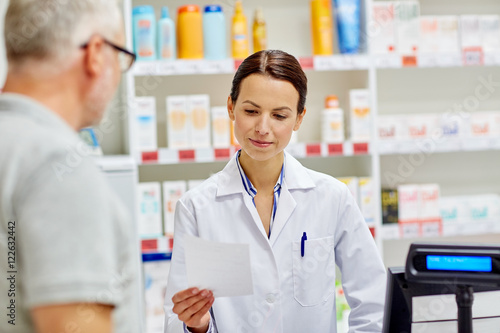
157,7,176,60
460,16,481,52
480,15,500,53
338,177,359,204
418,184,441,236
133,97,158,152
419,16,439,54
162,181,187,236
468,112,495,137
406,114,439,140
349,89,372,142
166,95,190,149
394,1,420,55
381,188,398,224
310,0,334,55
371,2,396,54
397,184,420,237
132,6,156,61
439,112,467,139
359,177,375,224
137,182,163,237
378,115,405,141
211,106,231,148
188,95,211,148
438,16,460,53
321,95,345,143
334,0,361,54
143,254,172,333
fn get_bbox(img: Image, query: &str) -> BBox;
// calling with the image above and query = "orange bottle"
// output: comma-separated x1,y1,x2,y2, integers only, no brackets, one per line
177,5,204,59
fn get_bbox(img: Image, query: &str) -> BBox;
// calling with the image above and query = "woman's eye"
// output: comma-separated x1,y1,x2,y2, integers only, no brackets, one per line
245,109,256,114
274,114,287,120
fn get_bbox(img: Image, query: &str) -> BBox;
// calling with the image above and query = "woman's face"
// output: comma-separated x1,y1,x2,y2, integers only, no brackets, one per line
228,74,306,163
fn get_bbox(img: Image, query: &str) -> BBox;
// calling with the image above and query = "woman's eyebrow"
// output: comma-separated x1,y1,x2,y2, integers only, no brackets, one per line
242,100,292,112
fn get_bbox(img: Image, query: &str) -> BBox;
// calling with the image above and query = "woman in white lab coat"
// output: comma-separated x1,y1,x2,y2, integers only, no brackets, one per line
164,50,386,333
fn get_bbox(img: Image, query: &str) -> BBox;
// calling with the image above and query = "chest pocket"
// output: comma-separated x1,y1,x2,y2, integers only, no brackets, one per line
292,235,336,307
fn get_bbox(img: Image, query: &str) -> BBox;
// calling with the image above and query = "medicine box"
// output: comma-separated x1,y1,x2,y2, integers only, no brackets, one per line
137,182,163,237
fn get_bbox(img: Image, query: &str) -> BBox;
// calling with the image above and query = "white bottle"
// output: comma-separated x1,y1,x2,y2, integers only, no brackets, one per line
321,95,345,143
157,7,176,60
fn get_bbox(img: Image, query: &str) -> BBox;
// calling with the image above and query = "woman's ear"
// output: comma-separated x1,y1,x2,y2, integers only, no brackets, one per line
293,108,306,131
227,96,235,121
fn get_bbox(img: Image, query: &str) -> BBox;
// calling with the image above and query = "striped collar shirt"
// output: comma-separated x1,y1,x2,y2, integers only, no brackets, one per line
235,150,285,238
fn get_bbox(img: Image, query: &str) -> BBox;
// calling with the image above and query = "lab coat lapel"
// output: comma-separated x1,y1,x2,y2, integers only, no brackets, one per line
217,153,270,240
269,182,296,246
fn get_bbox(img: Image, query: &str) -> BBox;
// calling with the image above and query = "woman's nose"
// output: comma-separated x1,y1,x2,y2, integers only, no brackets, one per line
255,115,270,135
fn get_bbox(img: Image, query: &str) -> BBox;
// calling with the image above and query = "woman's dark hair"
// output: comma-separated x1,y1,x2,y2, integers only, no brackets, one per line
230,50,307,114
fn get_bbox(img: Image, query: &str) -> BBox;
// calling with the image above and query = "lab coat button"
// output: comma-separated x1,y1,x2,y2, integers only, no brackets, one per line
265,294,276,303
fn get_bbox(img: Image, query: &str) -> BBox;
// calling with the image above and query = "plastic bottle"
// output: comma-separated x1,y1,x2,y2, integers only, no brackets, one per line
321,95,345,143
132,5,156,61
252,7,267,53
157,7,176,60
333,0,361,54
177,5,204,59
310,0,334,56
231,1,249,59
203,5,227,60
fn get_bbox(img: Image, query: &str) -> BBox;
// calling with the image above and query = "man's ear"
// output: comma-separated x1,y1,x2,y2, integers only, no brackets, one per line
82,35,105,77
227,96,235,121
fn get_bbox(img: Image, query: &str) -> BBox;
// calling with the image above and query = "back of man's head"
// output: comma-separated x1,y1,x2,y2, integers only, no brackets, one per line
5,0,121,70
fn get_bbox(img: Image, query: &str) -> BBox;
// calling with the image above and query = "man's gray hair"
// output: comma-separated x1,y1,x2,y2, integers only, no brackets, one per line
4,0,122,65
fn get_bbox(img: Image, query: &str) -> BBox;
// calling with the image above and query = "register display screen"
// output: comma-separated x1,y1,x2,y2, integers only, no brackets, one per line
426,255,492,272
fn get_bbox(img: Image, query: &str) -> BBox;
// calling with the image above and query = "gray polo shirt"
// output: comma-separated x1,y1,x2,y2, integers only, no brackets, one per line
0,93,142,332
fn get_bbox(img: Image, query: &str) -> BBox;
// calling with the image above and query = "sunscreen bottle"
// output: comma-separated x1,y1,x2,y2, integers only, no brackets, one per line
133,5,156,61
310,0,334,55
253,7,267,53
231,1,249,59
157,7,176,60
177,5,204,59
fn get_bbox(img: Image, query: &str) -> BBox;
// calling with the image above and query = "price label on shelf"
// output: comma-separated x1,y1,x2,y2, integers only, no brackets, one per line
463,47,484,66
214,148,231,160
420,220,442,238
381,224,400,240
353,142,369,154
374,54,402,68
234,59,244,71
159,148,179,164
298,57,314,70
462,137,491,151
331,55,354,70
418,54,438,68
199,59,234,74
313,56,335,71
402,55,417,67
157,61,178,75
195,148,213,162
306,143,322,156
133,62,158,76
437,53,462,67
178,149,195,162
352,55,370,69
399,222,420,239
141,151,158,163
327,143,343,155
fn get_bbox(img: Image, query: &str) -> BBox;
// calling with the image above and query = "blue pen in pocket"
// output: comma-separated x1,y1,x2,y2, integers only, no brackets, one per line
301,232,307,257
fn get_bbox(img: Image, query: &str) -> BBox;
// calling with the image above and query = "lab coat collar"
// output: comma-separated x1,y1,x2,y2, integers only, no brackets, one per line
216,151,316,197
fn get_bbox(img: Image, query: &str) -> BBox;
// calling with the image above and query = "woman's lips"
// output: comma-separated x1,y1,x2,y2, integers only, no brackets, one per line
249,138,272,148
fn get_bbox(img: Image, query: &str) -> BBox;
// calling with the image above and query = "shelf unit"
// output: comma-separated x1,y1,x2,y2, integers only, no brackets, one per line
122,0,500,267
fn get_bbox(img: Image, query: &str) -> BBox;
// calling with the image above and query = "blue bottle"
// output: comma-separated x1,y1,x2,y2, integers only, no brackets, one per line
333,0,361,54
157,7,176,60
132,5,156,61
203,5,227,60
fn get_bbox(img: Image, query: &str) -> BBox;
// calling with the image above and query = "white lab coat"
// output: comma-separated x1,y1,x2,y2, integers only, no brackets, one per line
164,152,386,333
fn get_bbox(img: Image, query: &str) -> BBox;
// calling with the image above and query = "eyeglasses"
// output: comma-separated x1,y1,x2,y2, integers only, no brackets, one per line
80,37,136,72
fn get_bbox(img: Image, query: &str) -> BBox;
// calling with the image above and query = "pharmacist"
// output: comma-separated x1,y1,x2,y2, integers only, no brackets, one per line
164,50,386,333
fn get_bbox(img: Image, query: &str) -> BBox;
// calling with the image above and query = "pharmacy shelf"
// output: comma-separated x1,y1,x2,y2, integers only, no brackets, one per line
137,141,370,165
381,220,500,241
378,137,500,155
130,52,500,77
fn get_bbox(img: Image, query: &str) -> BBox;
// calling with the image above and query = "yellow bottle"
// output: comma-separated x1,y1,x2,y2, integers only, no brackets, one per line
310,0,334,56
252,7,267,53
231,1,249,59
